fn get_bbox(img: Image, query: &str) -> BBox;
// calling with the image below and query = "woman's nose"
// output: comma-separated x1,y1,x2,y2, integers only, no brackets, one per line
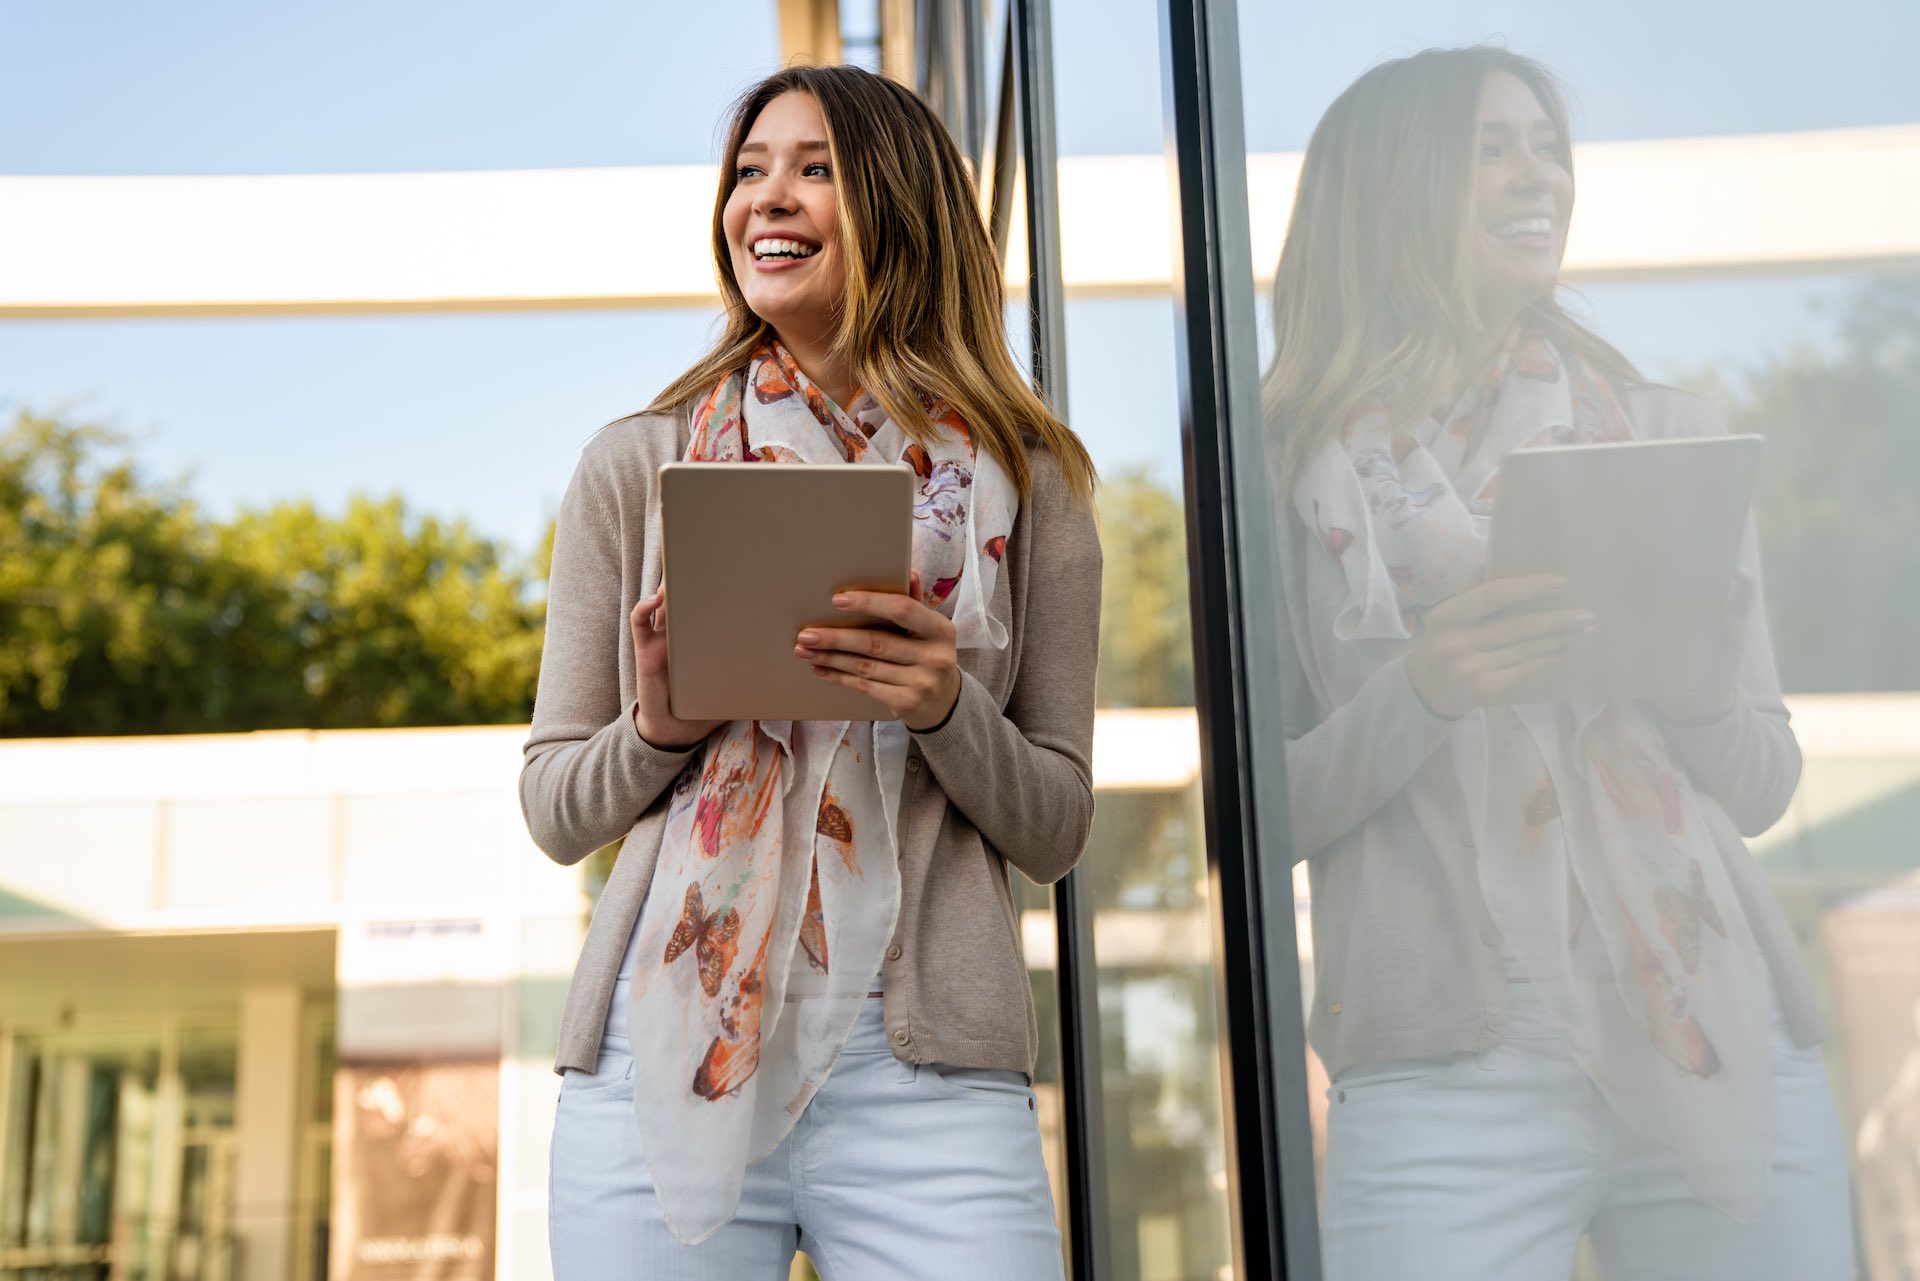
754,173,796,217
1508,157,1549,194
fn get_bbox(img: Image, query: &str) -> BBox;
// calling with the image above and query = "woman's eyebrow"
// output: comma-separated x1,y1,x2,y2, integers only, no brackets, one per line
1478,119,1557,137
737,140,831,154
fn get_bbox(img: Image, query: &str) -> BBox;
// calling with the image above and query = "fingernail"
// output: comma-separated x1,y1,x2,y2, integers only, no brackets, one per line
832,594,851,608
797,630,819,646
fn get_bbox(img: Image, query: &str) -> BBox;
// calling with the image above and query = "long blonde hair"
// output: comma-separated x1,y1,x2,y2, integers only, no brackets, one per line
1264,46,1639,488
648,65,1095,502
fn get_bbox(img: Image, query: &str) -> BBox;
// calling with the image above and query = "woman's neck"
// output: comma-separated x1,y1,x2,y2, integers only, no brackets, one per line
1452,297,1531,401
775,327,857,410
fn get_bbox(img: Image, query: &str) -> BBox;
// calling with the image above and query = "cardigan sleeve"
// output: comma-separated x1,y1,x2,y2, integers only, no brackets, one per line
1270,529,1457,861
1648,518,1803,836
520,432,696,865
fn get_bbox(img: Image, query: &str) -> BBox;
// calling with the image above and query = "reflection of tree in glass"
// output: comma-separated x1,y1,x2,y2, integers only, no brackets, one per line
1095,466,1194,709
1686,273,1920,694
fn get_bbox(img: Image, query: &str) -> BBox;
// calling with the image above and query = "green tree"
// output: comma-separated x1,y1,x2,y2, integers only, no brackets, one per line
1696,274,1920,693
0,411,547,736
1096,466,1195,708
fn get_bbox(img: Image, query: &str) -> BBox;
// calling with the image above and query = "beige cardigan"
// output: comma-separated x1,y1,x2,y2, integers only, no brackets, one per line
520,408,1103,1077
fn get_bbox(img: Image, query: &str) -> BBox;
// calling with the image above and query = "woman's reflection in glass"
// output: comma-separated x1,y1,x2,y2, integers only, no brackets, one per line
1263,45,1854,1281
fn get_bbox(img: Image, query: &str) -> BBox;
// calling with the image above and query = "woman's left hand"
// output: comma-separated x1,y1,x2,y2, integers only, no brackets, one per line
795,573,961,731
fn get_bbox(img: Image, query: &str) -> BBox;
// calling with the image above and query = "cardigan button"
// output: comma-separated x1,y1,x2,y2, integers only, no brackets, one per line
906,758,921,773
892,1028,910,1046
886,944,902,961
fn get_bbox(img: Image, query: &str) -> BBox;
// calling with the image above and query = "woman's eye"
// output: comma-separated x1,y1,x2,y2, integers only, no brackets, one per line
803,162,832,178
1479,144,1502,161
734,165,763,180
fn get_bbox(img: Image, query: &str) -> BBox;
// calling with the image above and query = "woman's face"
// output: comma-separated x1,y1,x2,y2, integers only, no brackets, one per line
722,91,847,344
1468,70,1573,323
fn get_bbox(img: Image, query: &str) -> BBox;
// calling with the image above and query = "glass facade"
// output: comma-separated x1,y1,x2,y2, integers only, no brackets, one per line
1,1023,243,1280
1143,1,1917,1276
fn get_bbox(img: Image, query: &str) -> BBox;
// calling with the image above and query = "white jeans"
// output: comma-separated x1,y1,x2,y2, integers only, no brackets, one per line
548,999,1065,1281
1320,979,1855,1281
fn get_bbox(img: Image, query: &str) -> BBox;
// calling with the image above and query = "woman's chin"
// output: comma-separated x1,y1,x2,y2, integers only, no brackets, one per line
1476,275,1562,326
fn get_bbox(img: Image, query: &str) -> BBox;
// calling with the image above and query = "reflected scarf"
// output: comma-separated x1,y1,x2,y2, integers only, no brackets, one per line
626,342,1017,1243
1292,325,1774,1218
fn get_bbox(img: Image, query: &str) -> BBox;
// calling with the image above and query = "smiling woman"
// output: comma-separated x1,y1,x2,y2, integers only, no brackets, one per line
520,62,1101,1281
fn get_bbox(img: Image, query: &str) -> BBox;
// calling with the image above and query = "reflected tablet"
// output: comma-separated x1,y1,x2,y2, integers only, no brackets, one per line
1485,435,1763,704
660,462,915,722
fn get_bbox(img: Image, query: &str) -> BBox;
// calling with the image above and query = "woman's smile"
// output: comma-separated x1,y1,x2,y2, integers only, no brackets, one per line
746,232,822,270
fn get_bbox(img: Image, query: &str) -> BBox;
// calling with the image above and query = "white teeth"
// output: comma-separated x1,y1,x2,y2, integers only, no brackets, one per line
1490,216,1552,239
752,237,818,259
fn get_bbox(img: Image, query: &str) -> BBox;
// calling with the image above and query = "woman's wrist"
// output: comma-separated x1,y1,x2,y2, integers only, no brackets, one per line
632,702,704,753
905,672,963,734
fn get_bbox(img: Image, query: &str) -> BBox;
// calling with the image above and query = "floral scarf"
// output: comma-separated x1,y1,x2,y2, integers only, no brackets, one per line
625,343,1017,1243
1293,326,1775,1218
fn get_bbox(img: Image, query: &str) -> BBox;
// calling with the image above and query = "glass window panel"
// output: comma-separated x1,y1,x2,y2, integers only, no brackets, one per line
1219,4,1916,1275
1046,2,1239,1275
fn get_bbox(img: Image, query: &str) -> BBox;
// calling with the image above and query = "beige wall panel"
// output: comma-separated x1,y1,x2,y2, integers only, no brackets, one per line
0,800,161,920
337,792,507,905
161,795,337,913
4,126,1914,316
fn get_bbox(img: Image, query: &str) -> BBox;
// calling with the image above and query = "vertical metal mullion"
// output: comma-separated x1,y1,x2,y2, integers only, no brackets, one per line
983,5,1018,256
957,0,988,170
1011,1,1110,1279
1158,0,1323,1278
1010,0,1067,415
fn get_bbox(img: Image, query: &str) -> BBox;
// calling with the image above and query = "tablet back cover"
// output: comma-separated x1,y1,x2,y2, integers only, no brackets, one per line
1485,435,1762,704
661,463,914,722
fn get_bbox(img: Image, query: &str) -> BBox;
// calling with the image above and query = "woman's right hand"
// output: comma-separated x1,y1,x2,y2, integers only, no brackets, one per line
629,589,726,751
1405,575,1594,719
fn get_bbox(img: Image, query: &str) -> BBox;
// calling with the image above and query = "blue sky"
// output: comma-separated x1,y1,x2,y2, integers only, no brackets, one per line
2,0,1914,550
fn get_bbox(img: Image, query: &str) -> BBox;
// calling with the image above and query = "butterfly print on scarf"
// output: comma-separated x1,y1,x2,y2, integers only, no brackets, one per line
798,863,829,974
1354,449,1448,524
1521,774,1561,856
1515,341,1562,383
693,935,767,1100
983,535,1006,562
753,359,797,405
663,882,743,999
816,792,860,876
913,458,973,539
1587,725,1687,836
1654,859,1728,974
694,765,747,856
1626,916,1721,1078
1312,500,1354,558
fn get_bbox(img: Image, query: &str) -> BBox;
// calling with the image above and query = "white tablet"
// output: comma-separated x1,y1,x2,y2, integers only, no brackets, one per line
660,462,915,722
1484,434,1763,704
